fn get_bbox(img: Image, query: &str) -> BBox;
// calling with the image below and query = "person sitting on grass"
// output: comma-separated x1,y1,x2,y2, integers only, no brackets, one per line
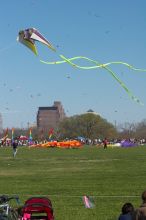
133,190,146,220
118,202,134,220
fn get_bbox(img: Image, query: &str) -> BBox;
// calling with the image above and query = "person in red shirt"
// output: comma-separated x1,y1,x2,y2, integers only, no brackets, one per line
103,138,108,149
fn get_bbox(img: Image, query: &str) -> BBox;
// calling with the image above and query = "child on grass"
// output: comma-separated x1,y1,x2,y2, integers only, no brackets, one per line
118,202,134,220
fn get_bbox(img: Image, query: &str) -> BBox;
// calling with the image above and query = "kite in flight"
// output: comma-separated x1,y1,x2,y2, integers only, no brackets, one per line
17,27,146,105
17,28,55,55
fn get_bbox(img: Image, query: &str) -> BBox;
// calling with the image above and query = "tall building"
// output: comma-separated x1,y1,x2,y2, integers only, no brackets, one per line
37,101,66,133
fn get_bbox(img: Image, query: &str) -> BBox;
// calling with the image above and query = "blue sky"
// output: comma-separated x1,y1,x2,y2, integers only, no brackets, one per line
0,0,146,128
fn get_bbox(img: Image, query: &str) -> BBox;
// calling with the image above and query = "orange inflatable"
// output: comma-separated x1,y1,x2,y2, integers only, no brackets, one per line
30,140,83,148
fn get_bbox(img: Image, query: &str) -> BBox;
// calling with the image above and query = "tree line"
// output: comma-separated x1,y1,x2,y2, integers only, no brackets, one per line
1,113,146,142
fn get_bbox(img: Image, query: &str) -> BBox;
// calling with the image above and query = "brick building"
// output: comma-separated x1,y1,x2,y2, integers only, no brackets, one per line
37,101,66,134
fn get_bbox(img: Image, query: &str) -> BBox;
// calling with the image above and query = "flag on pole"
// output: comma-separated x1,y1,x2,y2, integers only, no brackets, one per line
29,128,32,140
11,128,14,141
2,128,8,144
48,128,54,139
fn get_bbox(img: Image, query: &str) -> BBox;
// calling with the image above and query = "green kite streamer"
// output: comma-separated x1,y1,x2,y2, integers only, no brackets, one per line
41,55,146,105
17,27,146,105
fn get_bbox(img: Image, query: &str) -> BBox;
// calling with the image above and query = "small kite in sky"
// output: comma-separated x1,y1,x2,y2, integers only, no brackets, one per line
17,27,146,105
66,74,71,79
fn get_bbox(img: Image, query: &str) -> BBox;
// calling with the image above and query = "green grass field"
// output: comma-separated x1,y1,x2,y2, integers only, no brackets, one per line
0,145,146,220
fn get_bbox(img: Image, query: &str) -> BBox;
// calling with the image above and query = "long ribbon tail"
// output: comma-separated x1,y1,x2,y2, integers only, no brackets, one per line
40,55,145,104
103,66,143,105
59,55,143,105
40,56,146,72
41,55,108,69
104,61,146,72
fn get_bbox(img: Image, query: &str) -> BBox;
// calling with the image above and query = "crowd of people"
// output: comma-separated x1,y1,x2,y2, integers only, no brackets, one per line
118,190,146,220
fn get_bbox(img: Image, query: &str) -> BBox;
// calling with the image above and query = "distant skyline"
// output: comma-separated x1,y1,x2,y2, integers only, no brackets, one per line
0,0,146,128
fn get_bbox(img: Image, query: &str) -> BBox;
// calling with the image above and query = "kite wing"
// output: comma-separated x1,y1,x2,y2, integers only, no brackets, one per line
17,29,38,55
17,28,55,55
30,28,56,51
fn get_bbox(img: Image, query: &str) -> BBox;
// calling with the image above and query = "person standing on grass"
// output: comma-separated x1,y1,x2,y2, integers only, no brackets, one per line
12,139,18,157
133,190,146,219
103,137,108,149
118,202,134,220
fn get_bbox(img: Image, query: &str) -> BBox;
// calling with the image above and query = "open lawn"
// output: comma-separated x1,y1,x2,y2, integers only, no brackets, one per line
0,145,146,220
